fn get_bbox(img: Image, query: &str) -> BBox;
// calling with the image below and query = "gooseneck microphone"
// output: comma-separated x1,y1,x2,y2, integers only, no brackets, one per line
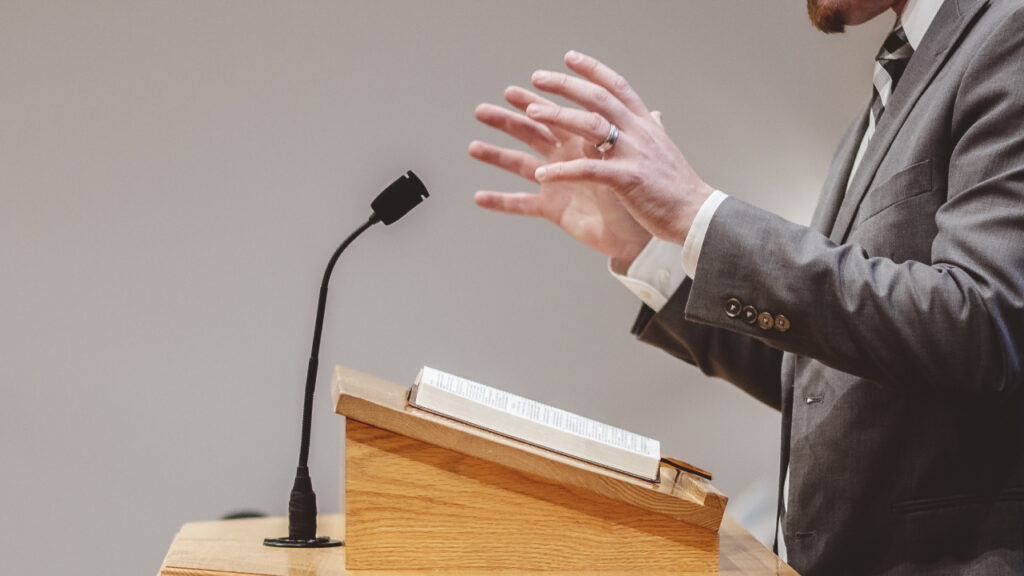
264,171,429,548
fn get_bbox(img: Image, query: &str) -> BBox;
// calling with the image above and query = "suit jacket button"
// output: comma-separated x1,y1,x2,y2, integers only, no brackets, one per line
757,311,774,330
725,298,742,318
775,314,791,332
742,305,758,324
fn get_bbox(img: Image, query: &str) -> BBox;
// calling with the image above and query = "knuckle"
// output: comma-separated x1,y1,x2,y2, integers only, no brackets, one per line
589,112,604,132
613,75,632,97
623,166,638,183
612,165,636,187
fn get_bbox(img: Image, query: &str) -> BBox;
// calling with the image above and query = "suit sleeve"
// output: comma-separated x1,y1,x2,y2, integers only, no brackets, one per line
678,8,1024,394
632,279,784,411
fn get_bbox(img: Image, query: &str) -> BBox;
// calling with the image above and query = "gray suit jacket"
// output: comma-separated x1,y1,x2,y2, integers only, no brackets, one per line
632,0,1024,574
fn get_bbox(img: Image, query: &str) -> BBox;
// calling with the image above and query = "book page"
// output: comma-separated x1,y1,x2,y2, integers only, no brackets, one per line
417,367,659,459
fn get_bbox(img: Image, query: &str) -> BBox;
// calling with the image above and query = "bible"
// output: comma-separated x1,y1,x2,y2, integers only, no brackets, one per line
408,366,662,481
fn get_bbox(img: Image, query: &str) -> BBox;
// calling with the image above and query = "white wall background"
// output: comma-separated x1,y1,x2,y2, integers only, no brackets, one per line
0,2,891,574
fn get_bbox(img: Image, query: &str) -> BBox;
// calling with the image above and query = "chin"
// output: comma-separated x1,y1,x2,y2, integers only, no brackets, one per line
807,0,847,33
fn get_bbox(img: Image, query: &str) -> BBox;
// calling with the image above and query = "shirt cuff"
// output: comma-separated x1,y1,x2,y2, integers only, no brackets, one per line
609,189,728,311
681,189,728,278
609,237,687,312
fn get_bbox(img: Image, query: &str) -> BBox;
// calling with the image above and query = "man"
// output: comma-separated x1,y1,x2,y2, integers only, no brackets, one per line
470,0,1024,574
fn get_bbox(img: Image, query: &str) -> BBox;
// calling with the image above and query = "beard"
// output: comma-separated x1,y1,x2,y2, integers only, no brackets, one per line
807,0,847,33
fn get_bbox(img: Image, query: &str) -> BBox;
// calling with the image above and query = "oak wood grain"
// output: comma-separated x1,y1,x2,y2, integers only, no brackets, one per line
158,514,799,575
346,419,718,571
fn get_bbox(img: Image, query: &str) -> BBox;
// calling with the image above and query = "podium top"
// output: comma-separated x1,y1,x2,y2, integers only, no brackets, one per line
158,514,800,575
332,365,727,532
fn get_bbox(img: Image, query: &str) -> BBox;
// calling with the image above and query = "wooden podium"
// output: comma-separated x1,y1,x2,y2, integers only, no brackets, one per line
157,365,799,575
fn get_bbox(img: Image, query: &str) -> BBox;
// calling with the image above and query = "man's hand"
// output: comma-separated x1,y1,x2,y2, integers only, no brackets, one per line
526,50,714,246
470,84,653,270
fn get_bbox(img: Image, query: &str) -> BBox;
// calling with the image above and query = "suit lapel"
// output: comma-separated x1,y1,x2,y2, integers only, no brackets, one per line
829,0,990,243
811,104,869,235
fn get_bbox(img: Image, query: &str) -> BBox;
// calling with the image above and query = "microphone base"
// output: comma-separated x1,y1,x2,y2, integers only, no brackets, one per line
263,536,343,548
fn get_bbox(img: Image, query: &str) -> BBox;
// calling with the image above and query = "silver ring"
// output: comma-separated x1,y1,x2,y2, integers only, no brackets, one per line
595,123,619,154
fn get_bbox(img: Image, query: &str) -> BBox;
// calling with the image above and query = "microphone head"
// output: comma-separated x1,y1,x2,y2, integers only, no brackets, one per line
371,171,429,225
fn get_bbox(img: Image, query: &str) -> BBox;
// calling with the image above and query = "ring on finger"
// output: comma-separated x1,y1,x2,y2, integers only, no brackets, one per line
595,123,619,154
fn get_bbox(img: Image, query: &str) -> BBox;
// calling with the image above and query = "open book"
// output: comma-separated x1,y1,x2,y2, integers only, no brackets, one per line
408,366,662,481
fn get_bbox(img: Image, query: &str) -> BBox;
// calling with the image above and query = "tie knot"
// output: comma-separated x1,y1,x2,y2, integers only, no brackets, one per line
876,25,913,62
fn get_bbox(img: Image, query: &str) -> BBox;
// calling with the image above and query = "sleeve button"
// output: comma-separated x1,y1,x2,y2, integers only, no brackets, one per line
757,311,775,330
775,314,791,333
741,305,758,324
725,298,742,318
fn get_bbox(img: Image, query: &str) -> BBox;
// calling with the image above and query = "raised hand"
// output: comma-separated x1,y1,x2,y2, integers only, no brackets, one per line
525,50,714,246
470,84,653,268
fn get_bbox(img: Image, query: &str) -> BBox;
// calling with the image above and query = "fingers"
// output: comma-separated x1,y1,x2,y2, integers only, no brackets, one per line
563,50,650,117
503,85,576,141
474,191,544,218
503,85,556,114
525,101,612,148
535,158,630,187
468,140,543,182
474,103,558,156
531,69,636,129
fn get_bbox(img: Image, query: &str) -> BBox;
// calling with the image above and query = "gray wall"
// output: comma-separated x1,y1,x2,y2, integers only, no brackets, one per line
0,2,891,574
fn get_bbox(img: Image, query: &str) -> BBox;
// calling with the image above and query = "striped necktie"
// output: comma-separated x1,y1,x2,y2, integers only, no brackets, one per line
843,23,915,196
868,24,914,136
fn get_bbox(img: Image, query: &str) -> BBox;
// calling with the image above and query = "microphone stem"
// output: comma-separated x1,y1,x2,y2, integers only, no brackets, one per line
266,171,426,548
298,213,380,468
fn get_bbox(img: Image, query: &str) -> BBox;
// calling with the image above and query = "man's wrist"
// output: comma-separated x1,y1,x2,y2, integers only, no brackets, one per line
609,237,687,312
610,235,653,275
671,181,716,245
681,189,728,278
609,186,726,311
